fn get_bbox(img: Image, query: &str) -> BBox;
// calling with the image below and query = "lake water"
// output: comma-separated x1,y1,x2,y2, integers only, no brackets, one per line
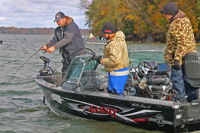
1,34,199,133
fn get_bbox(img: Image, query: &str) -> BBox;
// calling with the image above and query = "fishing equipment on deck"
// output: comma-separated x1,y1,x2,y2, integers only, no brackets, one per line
39,56,54,76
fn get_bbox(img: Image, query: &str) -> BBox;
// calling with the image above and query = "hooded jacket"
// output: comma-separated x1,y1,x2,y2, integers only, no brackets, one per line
101,31,129,72
164,10,197,66
47,16,85,60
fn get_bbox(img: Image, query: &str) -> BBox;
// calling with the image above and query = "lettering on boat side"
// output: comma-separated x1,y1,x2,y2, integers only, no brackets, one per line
148,114,173,127
131,103,151,109
88,105,116,117
185,60,200,64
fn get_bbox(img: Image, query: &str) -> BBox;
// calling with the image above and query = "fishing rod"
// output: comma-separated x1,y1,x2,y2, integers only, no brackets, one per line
5,42,49,89
1,42,49,112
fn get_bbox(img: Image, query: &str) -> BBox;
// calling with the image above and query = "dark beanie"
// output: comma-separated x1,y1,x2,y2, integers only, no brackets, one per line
160,2,178,15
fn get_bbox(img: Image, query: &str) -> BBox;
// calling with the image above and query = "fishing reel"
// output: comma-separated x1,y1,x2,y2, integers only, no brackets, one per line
39,56,54,76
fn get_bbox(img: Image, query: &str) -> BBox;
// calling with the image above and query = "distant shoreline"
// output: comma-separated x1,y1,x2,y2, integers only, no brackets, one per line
0,27,90,36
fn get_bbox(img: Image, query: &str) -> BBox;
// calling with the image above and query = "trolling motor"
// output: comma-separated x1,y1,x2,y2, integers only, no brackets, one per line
39,56,54,76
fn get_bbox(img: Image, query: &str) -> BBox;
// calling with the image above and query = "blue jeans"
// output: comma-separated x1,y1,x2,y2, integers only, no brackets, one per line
171,65,197,102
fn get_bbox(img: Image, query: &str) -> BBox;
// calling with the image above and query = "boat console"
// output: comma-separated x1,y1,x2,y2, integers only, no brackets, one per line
127,61,173,100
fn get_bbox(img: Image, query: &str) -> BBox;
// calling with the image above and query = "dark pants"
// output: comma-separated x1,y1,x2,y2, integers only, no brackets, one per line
171,65,197,102
61,58,71,78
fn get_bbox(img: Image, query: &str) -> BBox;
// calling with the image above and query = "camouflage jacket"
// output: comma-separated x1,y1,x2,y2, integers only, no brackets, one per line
164,10,197,66
101,31,129,72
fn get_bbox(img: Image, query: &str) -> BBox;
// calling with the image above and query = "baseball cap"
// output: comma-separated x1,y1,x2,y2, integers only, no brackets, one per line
54,12,65,22
160,2,178,15
100,22,115,35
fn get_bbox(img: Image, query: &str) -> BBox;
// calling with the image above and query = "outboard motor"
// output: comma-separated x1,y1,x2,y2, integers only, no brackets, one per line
184,52,200,87
39,56,54,76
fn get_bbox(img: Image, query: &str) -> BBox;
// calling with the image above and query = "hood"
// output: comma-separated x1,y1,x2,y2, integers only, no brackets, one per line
110,31,125,41
65,16,73,26
170,10,186,23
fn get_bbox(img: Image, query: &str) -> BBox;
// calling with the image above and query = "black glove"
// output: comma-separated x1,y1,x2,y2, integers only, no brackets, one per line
174,60,180,70
93,57,101,64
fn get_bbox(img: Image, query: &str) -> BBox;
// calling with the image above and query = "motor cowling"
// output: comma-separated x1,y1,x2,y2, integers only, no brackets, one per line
39,56,54,76
184,52,200,87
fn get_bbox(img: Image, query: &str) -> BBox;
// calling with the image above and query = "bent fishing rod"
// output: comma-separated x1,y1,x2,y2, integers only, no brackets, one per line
5,42,49,89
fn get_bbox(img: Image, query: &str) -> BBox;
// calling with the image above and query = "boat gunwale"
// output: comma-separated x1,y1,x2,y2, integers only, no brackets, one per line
35,76,179,108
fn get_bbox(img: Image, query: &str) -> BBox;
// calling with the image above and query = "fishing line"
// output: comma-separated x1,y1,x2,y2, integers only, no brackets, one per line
2,42,49,112
6,42,49,87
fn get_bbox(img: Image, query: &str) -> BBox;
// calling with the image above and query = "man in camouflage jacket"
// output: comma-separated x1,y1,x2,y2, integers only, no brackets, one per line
100,31,129,72
94,22,129,95
160,2,197,102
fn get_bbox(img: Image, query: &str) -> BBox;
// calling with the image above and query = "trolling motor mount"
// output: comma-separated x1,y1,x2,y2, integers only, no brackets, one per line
39,56,54,76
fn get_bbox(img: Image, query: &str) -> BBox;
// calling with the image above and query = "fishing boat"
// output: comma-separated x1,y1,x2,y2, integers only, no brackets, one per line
35,48,200,133
0,40,3,44
84,38,107,45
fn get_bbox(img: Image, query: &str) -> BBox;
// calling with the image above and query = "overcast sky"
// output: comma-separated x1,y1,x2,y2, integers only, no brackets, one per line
0,0,88,29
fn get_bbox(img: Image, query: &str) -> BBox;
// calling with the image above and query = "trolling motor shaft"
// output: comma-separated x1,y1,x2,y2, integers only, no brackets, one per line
39,56,54,76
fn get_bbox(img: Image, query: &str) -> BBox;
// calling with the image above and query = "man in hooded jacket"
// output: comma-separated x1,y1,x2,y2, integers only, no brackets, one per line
41,12,85,77
94,22,129,95
160,2,197,102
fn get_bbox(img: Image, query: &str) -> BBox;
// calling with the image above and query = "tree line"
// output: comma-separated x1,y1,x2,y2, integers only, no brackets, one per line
0,27,54,35
79,0,200,43
0,27,90,36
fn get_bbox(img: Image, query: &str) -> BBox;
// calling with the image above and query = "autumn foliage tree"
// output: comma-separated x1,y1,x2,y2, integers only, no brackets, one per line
80,0,200,42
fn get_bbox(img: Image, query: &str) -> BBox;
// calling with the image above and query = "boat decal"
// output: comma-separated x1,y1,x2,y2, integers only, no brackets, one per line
82,105,137,123
61,97,173,125
61,97,101,108
132,118,148,122
84,112,111,116
62,101,90,116
123,110,161,117
102,103,135,113
61,97,137,123
148,114,173,127
64,102,119,117
115,113,138,124
131,103,152,109
87,105,117,117
61,97,103,116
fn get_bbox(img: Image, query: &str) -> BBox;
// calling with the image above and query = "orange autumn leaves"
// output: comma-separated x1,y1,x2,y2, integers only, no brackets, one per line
81,0,200,40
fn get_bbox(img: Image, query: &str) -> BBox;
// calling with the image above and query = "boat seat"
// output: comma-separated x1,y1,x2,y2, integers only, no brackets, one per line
146,75,172,98
184,52,200,87
148,75,170,85
147,84,172,95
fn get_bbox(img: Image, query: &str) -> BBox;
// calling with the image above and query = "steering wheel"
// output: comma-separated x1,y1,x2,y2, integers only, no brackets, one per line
138,61,154,77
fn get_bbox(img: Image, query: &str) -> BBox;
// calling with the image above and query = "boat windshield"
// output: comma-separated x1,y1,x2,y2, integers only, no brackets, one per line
63,54,102,83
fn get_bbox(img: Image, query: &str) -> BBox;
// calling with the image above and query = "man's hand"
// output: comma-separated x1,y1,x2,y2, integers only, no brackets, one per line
174,60,180,70
46,46,56,53
41,45,47,50
92,57,101,64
